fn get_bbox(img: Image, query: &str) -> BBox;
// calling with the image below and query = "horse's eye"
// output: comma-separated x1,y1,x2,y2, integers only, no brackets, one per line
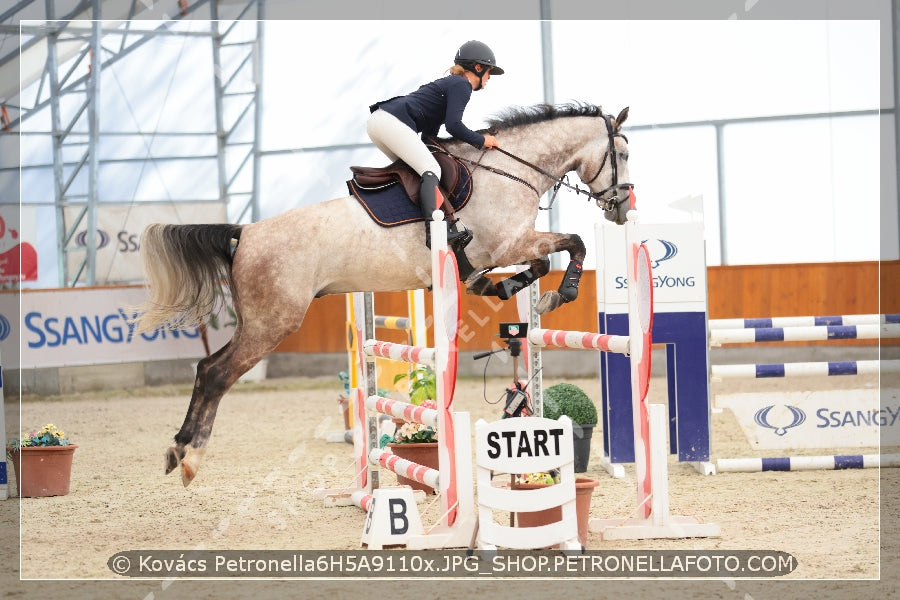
619,153,629,162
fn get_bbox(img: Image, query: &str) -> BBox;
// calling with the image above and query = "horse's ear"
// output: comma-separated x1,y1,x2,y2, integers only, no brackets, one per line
614,107,629,130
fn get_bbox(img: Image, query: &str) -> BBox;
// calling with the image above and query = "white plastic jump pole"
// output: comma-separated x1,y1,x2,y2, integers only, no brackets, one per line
717,454,900,473
708,314,898,329
710,359,899,381
709,323,899,346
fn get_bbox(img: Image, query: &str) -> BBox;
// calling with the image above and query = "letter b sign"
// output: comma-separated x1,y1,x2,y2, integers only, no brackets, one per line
389,498,409,534
359,488,424,549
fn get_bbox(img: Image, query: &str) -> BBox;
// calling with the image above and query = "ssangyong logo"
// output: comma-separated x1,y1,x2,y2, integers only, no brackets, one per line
75,229,111,249
754,405,806,436
641,238,678,269
613,237,697,289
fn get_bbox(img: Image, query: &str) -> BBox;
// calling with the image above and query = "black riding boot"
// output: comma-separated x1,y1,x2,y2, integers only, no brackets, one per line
420,171,472,250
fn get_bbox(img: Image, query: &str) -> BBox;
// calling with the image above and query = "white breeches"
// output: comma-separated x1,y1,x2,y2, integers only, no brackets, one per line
366,109,441,178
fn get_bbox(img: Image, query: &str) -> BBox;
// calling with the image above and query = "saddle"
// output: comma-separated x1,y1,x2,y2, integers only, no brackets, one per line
349,148,464,222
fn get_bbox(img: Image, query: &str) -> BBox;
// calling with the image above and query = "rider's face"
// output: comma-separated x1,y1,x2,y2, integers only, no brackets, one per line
481,68,491,89
471,64,491,91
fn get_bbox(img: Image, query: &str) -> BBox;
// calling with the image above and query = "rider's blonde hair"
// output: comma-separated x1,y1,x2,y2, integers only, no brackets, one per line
449,64,467,76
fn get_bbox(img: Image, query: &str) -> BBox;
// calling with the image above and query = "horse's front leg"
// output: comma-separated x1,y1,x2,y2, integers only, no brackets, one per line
536,233,587,314
465,257,551,299
473,231,586,314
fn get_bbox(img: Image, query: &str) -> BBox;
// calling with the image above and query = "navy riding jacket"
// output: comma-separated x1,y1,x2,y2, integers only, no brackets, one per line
370,75,486,149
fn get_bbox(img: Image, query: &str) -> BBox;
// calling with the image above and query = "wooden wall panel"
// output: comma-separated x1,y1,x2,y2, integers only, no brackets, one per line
706,262,881,319
274,260,898,353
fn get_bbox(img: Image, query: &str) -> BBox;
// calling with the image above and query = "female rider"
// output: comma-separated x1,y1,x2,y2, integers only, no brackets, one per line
367,40,503,248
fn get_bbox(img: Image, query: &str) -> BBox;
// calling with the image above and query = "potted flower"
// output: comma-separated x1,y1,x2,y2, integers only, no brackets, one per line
510,469,599,547
6,424,77,497
543,383,598,473
382,395,440,494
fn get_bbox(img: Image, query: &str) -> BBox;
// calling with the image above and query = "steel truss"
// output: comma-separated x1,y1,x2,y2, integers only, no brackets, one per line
0,0,264,286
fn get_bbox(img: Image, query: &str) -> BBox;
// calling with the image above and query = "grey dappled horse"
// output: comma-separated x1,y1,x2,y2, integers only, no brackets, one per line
134,102,632,486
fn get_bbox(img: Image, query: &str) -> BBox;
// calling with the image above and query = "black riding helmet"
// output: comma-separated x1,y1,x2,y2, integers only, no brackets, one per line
454,40,505,76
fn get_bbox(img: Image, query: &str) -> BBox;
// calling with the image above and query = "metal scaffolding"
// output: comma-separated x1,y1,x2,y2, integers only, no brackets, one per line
0,0,265,286
0,5,896,288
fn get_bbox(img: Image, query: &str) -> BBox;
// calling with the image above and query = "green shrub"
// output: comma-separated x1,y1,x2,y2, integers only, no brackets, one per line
543,383,598,425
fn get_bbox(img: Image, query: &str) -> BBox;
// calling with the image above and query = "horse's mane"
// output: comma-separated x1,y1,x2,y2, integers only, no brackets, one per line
485,101,604,132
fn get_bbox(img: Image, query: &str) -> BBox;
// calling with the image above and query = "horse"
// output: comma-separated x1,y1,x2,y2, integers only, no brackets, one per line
133,102,633,486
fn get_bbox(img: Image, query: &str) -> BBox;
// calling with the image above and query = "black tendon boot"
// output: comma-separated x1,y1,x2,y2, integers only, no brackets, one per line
420,171,472,250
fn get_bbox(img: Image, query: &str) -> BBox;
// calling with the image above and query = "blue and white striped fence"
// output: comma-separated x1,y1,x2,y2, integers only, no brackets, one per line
717,454,900,473
711,359,900,380
710,313,898,473
709,323,900,346
709,313,900,330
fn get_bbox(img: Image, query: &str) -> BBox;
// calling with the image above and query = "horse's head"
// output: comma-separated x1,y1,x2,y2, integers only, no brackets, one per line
576,107,633,225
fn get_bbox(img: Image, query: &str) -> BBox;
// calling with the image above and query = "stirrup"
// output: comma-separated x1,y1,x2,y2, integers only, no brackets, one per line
447,225,473,251
425,221,473,250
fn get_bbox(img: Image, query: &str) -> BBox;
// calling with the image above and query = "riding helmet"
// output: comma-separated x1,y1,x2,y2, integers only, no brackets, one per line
454,40,505,75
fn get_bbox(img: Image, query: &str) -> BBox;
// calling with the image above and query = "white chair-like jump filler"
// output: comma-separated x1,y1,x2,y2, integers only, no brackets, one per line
474,415,581,550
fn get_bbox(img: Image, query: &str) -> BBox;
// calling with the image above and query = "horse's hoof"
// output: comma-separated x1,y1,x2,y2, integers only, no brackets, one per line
465,279,498,297
164,447,181,475
536,291,563,314
180,447,206,487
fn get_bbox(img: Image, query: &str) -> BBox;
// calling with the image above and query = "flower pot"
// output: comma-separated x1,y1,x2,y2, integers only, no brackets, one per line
573,477,600,545
514,477,599,546
572,424,595,473
385,442,439,494
9,445,78,497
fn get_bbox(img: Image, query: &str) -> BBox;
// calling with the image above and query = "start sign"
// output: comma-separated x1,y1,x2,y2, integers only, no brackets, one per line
476,416,574,474
485,428,565,460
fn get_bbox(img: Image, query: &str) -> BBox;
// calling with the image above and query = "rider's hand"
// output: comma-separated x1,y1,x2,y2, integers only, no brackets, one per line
482,135,499,149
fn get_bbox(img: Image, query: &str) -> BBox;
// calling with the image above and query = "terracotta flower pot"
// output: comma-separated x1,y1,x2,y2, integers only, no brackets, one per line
385,441,439,494
514,476,599,546
9,444,78,497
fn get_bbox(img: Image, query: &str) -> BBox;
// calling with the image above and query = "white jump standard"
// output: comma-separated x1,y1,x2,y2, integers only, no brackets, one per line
321,215,476,550
526,209,719,540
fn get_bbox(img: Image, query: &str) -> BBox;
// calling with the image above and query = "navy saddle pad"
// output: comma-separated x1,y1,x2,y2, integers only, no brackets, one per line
347,157,473,227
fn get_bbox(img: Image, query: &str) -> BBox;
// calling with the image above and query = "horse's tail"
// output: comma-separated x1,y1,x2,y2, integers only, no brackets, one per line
133,223,244,334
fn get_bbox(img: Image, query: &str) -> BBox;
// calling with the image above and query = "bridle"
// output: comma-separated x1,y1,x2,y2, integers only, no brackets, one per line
582,114,633,210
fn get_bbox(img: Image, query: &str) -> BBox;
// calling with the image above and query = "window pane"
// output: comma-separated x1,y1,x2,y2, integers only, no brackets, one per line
722,115,879,264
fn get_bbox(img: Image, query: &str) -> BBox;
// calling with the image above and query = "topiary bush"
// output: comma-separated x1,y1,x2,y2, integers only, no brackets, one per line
543,383,598,425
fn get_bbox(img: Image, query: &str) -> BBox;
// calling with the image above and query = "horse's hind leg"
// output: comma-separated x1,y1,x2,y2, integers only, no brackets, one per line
165,342,230,477
168,312,306,486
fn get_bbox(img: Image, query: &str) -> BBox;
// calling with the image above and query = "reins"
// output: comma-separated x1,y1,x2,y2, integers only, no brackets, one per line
493,147,593,211
432,114,632,215
431,145,542,200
